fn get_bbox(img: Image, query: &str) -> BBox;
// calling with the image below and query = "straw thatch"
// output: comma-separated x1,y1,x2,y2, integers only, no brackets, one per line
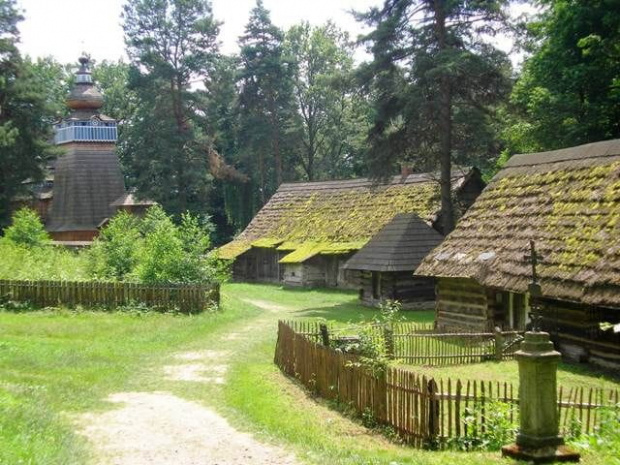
416,139,620,308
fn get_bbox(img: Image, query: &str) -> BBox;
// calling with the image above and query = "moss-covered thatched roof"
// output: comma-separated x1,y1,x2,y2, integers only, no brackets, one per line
219,169,480,263
416,139,620,308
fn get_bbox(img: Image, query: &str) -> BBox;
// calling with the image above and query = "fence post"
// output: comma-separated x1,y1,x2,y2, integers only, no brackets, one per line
384,326,394,360
427,378,439,444
494,327,504,361
319,323,330,347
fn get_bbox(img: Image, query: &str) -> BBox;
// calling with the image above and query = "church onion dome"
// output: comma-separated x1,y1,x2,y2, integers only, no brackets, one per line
66,56,104,110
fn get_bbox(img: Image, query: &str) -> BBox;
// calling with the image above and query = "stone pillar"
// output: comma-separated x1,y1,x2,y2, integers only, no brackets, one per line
502,331,580,463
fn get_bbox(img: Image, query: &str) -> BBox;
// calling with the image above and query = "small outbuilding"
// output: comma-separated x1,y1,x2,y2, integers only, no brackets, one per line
344,213,443,308
416,139,620,368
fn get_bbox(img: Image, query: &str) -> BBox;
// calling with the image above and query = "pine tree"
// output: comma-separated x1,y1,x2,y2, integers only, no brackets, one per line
120,0,220,217
0,0,56,228
237,0,295,205
358,0,512,234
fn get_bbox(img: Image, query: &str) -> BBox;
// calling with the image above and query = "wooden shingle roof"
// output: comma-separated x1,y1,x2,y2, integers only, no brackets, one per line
47,147,125,232
416,139,620,308
219,168,481,262
344,213,443,272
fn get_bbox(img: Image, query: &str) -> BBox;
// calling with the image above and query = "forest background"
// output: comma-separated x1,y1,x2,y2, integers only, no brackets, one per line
0,0,618,242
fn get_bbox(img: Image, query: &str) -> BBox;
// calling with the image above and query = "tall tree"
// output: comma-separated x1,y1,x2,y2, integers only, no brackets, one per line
286,22,369,181
506,0,620,152
92,59,136,124
120,0,220,217
358,0,512,234
0,0,56,228
237,0,295,205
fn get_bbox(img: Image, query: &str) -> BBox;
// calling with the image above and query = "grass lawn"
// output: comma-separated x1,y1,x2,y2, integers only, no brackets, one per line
0,282,617,465
0,298,258,464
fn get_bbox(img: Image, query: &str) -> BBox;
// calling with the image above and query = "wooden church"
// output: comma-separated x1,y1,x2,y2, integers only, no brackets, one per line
15,56,153,243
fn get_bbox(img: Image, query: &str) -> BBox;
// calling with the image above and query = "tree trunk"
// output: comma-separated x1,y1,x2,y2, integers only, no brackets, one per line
433,0,455,235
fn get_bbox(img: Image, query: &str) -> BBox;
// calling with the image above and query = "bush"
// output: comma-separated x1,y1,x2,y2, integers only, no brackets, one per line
89,211,141,280
447,400,518,451
90,205,227,285
3,208,50,247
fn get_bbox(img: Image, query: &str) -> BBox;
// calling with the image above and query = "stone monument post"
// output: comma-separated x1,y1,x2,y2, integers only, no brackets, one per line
501,241,580,463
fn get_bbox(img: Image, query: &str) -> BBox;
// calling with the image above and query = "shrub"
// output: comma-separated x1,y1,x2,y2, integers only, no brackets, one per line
0,241,88,281
447,400,518,451
3,208,50,247
88,211,141,280
91,205,227,285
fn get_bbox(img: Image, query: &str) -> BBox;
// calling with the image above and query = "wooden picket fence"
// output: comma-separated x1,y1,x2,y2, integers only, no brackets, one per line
275,321,619,447
295,321,523,365
0,279,220,313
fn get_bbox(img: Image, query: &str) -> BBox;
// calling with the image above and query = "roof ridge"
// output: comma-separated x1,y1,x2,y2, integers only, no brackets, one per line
504,139,620,169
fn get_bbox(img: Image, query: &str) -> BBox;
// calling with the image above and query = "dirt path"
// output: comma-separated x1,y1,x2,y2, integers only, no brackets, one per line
76,298,299,465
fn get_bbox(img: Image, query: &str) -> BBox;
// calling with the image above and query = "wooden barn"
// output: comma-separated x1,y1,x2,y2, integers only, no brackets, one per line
344,213,443,308
218,167,485,288
416,139,620,368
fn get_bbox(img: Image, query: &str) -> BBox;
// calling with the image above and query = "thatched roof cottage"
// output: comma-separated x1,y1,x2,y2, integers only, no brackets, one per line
416,139,620,368
219,168,484,288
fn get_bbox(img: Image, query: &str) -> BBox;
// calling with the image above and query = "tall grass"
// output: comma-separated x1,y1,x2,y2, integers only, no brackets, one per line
0,241,89,281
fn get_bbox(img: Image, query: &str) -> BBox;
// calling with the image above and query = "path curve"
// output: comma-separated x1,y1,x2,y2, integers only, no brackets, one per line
76,297,299,465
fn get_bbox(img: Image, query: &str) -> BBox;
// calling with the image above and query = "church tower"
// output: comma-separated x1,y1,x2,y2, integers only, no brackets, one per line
47,56,125,242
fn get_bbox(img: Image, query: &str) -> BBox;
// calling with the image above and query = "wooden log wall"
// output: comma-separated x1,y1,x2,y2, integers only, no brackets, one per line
0,279,219,313
540,299,620,368
435,278,491,332
359,271,435,307
275,320,619,447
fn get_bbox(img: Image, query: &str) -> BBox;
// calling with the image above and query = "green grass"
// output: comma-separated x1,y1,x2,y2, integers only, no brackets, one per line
0,296,258,464
407,359,620,393
0,282,617,465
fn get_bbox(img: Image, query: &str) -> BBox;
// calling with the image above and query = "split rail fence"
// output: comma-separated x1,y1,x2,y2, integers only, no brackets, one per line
0,279,220,313
275,321,619,448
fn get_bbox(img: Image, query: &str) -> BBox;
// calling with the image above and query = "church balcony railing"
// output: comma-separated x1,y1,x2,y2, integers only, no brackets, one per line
54,125,117,144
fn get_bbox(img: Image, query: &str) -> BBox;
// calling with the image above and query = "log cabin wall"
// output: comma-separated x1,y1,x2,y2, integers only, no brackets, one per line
540,299,620,369
359,271,436,308
232,248,280,282
435,277,491,332
301,256,327,287
50,230,98,242
282,263,304,286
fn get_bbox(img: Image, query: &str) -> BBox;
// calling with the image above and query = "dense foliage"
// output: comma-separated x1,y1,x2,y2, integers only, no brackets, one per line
0,0,57,229
505,0,620,153
0,207,225,285
0,209,87,280
89,206,225,284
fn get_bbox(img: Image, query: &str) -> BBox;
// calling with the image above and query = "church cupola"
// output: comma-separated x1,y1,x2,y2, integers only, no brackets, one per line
54,55,117,145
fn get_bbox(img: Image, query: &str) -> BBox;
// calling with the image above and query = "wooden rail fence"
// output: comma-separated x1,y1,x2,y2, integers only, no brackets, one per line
0,279,219,313
275,321,619,447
